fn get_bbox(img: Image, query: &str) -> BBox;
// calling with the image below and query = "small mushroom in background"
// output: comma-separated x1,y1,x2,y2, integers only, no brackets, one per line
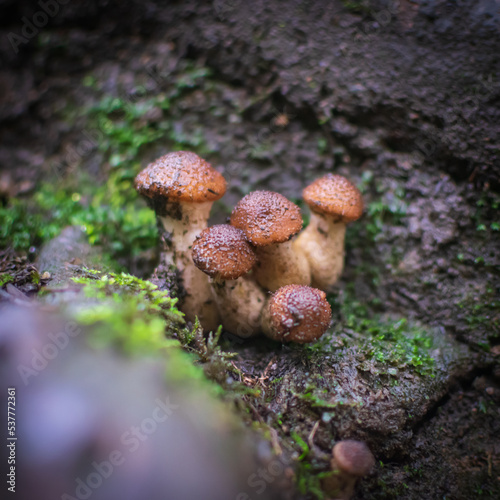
322,440,375,500
230,190,311,292
135,151,226,331
261,284,332,343
293,174,363,291
192,224,266,338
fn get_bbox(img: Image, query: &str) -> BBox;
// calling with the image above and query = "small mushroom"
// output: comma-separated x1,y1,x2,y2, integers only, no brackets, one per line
261,284,332,343
230,190,311,292
293,174,363,291
135,151,227,331
192,224,266,338
322,440,375,500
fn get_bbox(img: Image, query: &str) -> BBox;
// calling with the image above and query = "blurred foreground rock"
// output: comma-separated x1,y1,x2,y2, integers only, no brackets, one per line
0,228,291,500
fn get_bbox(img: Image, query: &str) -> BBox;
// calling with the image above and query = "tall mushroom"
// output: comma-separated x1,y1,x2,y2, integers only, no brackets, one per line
229,190,310,292
293,174,363,291
192,224,266,338
322,440,375,500
135,151,226,331
261,284,332,343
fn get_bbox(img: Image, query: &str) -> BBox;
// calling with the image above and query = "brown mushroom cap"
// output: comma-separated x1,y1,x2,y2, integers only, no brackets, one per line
268,285,332,343
332,440,375,477
192,225,257,280
134,151,227,203
229,191,303,246
303,174,363,222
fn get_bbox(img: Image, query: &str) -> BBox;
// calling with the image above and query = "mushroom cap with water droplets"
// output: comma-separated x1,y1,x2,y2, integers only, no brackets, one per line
230,191,303,246
303,174,363,223
267,284,331,343
192,224,256,280
135,151,227,203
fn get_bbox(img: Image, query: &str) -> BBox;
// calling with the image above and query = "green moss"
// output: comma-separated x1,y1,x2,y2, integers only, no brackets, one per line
67,269,231,396
72,270,184,351
364,195,407,243
69,269,243,395
457,286,500,341
293,384,363,410
0,273,14,287
73,270,183,317
0,197,62,252
291,431,310,461
0,173,157,266
1,62,216,264
295,461,331,500
325,286,436,377
30,269,40,285
346,171,407,255
340,0,371,14
83,62,214,163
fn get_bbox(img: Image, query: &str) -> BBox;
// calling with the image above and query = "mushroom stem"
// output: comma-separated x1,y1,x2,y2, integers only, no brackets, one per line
159,201,220,331
135,151,227,332
191,224,263,338
293,212,346,291
159,201,212,258
211,277,266,338
321,464,357,500
322,440,375,500
254,241,311,292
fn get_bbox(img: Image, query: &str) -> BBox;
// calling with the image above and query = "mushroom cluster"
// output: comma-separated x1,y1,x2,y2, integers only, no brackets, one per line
135,151,363,343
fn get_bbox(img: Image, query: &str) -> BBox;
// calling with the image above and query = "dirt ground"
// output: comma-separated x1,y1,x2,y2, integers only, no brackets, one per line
1,1,499,498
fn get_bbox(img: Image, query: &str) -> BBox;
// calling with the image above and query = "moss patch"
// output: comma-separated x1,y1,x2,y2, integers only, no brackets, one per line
328,286,436,377
0,61,217,268
68,269,245,394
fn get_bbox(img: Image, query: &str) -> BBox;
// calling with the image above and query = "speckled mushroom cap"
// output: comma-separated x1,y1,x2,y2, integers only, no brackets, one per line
303,174,363,223
332,440,375,477
267,285,332,343
192,225,257,280
229,191,303,246
134,151,227,203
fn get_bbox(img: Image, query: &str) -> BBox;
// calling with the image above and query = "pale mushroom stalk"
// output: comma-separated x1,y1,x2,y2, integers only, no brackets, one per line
253,241,310,292
159,201,219,331
135,151,227,332
230,190,311,292
293,174,363,292
261,284,332,344
293,212,346,290
192,224,265,338
211,276,266,339
260,298,275,339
